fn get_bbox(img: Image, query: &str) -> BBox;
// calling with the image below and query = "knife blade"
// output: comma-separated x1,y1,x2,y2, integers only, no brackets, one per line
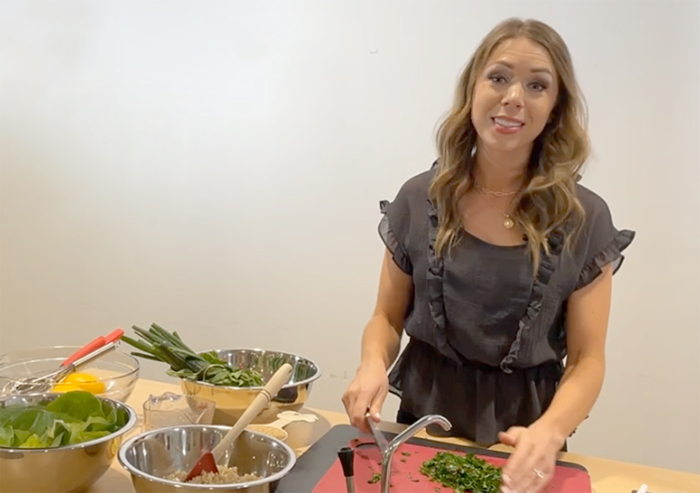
365,411,388,453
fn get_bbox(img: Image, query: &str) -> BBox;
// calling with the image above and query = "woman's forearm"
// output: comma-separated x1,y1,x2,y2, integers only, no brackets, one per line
536,355,605,440
537,264,613,441
360,314,403,372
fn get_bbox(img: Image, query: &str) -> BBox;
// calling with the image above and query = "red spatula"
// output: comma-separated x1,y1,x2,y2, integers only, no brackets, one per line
184,362,294,482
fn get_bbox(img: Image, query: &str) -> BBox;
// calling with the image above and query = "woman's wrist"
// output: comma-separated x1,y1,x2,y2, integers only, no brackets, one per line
358,354,388,373
532,416,569,447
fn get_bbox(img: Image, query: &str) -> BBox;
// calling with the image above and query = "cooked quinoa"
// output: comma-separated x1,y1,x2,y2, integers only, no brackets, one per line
247,425,287,441
166,465,261,484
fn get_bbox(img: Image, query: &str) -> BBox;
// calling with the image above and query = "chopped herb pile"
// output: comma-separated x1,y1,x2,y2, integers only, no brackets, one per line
368,473,381,484
420,451,502,493
122,323,264,387
0,391,129,448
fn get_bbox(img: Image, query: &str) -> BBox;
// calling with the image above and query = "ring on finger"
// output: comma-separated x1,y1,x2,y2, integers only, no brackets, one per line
533,468,545,479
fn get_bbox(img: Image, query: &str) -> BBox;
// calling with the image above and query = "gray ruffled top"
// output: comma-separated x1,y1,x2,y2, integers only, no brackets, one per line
380,166,635,446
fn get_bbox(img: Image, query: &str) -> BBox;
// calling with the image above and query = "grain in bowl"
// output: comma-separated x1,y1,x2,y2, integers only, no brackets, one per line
246,424,288,441
166,466,261,484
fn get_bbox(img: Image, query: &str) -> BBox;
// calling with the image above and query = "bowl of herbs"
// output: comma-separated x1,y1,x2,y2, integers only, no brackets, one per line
122,324,322,425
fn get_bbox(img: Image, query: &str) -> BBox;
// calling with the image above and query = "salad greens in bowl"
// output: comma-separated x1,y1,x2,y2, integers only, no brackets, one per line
0,391,137,493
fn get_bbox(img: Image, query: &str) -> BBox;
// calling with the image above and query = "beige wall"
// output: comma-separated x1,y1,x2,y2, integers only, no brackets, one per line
1,0,698,473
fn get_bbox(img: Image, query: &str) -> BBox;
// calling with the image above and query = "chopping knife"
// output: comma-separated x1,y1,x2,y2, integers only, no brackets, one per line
365,410,389,453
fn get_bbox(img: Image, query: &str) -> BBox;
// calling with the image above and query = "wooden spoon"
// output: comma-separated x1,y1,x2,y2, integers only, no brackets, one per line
184,363,294,482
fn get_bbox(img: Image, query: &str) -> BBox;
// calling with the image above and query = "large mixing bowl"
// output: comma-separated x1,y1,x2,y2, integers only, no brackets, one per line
0,345,140,402
179,349,321,425
0,393,138,493
118,425,297,492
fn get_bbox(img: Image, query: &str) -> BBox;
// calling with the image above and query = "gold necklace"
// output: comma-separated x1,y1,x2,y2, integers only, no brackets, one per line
478,191,516,229
475,185,518,197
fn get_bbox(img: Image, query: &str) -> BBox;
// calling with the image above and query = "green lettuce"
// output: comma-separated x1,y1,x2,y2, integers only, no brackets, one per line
0,391,129,449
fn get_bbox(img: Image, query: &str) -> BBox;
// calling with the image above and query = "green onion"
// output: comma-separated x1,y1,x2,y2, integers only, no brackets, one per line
122,324,264,387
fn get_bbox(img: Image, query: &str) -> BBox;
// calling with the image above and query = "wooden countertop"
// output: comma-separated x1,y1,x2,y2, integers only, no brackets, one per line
91,378,700,493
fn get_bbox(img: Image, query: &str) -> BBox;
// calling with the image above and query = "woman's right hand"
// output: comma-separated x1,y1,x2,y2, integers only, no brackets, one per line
343,249,412,433
341,360,389,434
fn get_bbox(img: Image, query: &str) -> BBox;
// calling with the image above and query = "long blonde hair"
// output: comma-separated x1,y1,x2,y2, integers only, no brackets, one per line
429,18,589,271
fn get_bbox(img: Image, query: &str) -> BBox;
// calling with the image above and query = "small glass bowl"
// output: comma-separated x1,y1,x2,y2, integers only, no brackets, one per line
0,345,140,402
142,392,216,431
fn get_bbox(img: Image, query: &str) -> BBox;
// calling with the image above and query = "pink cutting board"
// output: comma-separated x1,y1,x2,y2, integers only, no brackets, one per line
312,439,591,493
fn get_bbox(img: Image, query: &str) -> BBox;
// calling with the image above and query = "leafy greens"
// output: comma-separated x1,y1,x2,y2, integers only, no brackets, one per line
122,323,265,387
0,391,129,449
420,451,503,493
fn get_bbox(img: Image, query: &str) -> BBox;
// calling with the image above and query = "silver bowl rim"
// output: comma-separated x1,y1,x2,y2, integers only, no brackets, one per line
118,424,298,490
0,344,141,382
179,347,322,390
0,392,139,453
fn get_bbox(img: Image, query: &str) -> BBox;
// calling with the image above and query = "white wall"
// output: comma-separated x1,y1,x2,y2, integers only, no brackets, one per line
1,0,698,474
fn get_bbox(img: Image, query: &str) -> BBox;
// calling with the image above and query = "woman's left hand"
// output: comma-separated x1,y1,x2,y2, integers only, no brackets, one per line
497,421,566,493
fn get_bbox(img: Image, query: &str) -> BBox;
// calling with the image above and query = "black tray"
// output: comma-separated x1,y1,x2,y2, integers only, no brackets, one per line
275,424,588,492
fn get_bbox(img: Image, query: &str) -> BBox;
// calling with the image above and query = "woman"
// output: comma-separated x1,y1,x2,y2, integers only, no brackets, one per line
341,17,635,493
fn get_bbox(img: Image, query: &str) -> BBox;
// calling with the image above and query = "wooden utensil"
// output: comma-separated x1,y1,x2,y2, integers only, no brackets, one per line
184,362,294,482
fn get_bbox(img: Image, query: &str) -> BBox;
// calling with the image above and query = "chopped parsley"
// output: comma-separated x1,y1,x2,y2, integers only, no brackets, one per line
419,451,502,493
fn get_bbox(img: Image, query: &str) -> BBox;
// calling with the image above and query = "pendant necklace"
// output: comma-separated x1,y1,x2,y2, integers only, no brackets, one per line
476,187,516,230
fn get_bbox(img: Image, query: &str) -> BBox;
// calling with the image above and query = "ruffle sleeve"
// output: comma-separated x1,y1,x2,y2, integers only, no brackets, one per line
575,189,636,290
378,189,413,275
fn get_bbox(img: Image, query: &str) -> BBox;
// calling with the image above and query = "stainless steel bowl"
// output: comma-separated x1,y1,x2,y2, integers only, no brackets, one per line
0,393,138,493
118,425,297,493
179,349,321,425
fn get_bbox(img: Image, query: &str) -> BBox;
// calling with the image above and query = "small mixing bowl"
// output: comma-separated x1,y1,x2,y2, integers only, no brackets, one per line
0,345,140,402
0,392,138,493
245,424,288,442
118,425,297,493
180,348,321,425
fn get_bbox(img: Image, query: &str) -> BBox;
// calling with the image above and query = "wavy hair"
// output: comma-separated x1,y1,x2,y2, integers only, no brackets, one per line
429,18,589,272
